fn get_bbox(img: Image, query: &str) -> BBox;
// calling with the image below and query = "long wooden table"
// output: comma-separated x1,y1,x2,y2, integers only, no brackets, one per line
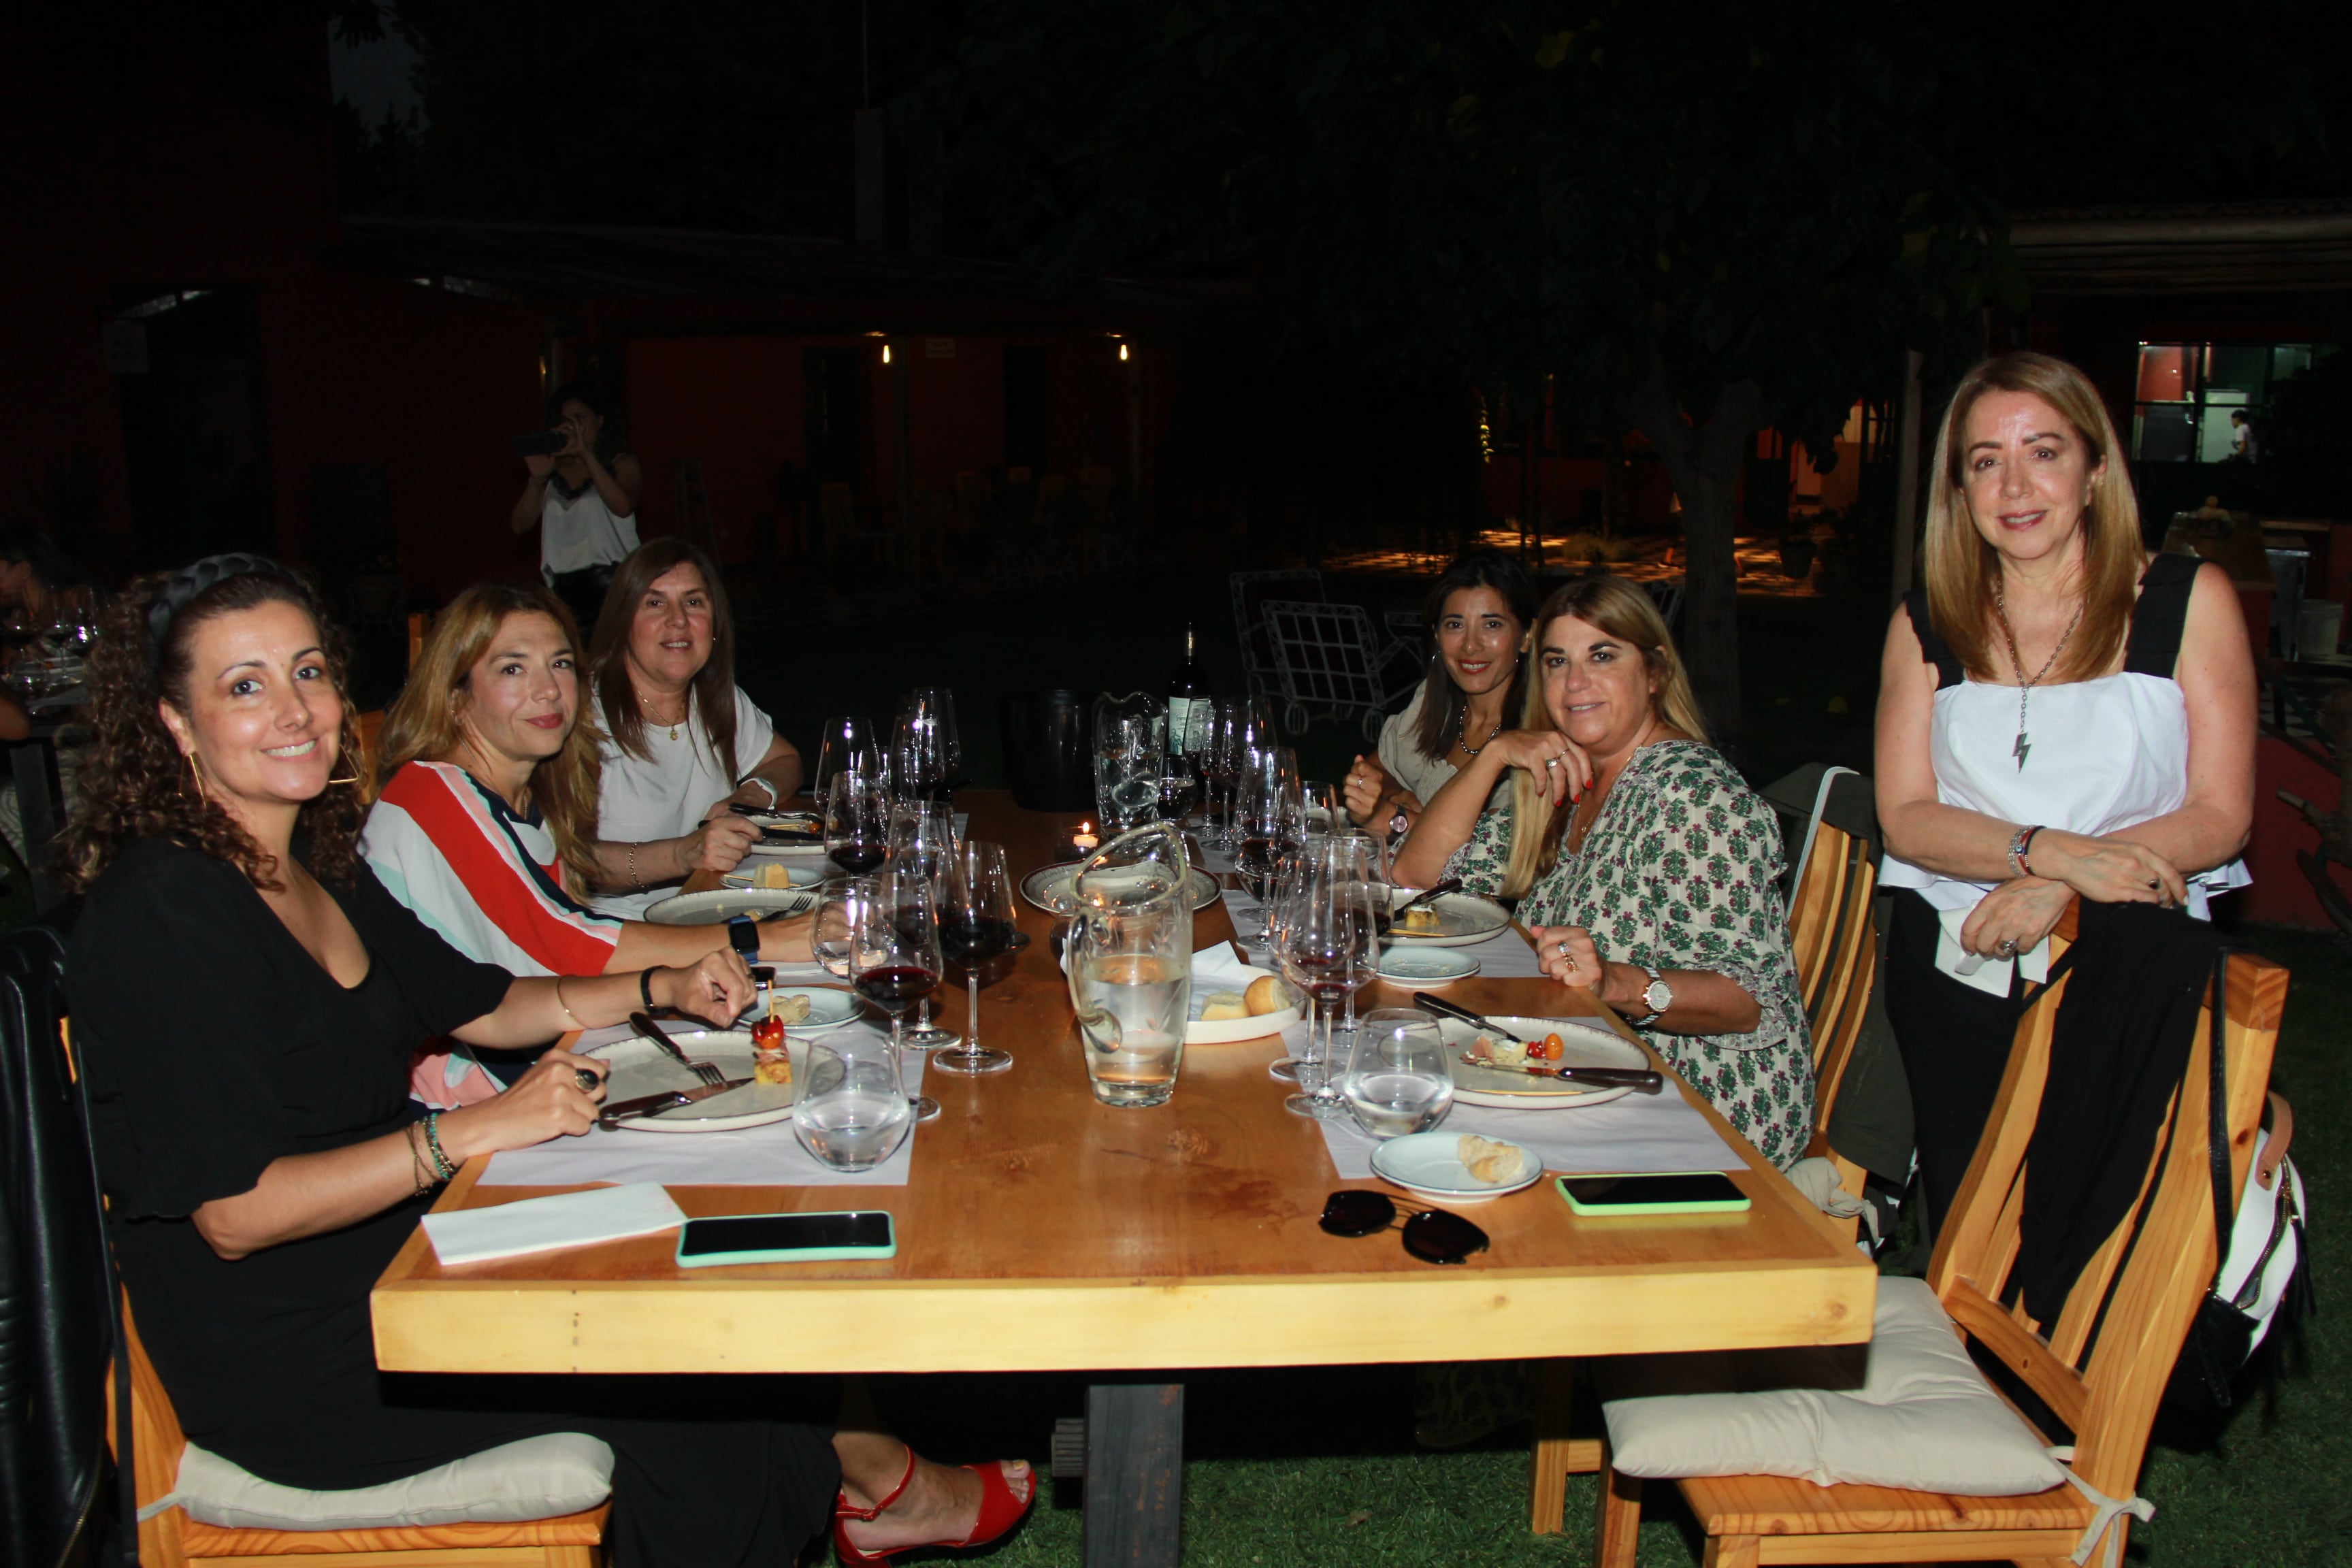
373,791,1873,1564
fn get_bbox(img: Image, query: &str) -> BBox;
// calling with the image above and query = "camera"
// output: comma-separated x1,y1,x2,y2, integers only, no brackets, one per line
512,429,568,457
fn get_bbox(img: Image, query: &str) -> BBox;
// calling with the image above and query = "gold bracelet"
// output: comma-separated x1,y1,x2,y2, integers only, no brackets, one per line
404,1122,436,1197
627,841,647,893
553,975,586,1031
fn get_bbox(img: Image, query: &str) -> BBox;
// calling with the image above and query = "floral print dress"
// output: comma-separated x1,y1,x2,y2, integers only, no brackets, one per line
1443,739,1814,1169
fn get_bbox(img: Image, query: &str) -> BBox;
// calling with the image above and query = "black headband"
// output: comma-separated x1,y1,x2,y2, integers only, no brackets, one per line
147,553,295,666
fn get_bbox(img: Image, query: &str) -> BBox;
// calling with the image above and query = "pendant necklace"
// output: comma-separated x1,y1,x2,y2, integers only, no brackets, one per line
641,691,686,742
1990,587,2083,770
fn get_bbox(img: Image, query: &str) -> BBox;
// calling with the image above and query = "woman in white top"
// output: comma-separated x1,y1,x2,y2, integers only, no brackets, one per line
1875,350,2255,1228
586,538,804,918
1341,548,1536,840
509,383,643,634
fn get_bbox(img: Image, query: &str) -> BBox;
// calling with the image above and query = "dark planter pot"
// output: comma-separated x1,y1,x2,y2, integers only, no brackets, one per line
1779,539,1817,580
1000,689,1100,811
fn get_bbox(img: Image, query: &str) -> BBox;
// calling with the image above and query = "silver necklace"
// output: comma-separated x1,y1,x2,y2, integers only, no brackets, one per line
1990,587,2084,770
1457,709,1503,757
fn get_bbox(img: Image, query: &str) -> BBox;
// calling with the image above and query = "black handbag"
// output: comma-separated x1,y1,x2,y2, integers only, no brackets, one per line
2161,949,2314,1416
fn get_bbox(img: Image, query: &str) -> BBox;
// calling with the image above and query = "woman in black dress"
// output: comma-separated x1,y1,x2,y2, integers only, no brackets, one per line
62,556,1031,1567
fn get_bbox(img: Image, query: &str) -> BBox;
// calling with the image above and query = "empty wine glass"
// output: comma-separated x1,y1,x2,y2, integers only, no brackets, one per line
791,1024,914,1172
811,716,880,807
810,875,877,979
889,801,962,1049
825,768,891,875
1202,697,1247,851
891,711,947,806
851,869,943,1122
1232,746,1303,901
904,686,962,784
1275,838,1378,1120
1339,1008,1455,1139
936,839,1024,1075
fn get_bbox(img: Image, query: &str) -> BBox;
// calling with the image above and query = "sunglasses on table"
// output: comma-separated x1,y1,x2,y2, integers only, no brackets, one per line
1318,1190,1490,1265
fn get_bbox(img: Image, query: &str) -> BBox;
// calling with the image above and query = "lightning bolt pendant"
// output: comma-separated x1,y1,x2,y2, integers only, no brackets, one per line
2014,731,2030,770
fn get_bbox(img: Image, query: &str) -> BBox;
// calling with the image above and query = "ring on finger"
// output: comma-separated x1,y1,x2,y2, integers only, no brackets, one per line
573,1068,601,1094
1997,938,2018,956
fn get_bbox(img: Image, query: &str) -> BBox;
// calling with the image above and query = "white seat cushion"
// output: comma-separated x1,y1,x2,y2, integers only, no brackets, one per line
172,1432,614,1531
1601,1276,2068,1496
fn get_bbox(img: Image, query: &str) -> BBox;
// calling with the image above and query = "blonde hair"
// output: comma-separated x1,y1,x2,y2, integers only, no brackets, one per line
380,583,606,896
1502,574,1708,899
1922,352,2144,684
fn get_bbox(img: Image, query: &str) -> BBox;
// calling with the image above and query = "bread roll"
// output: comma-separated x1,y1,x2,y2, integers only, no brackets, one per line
1198,992,1249,1022
769,992,813,1024
1458,1134,1526,1186
1245,975,1295,1015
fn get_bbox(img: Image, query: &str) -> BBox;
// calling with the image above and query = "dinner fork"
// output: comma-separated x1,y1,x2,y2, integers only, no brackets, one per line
629,1011,728,1088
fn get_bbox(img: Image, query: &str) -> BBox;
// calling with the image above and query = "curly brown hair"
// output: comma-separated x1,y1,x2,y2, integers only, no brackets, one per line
62,564,366,896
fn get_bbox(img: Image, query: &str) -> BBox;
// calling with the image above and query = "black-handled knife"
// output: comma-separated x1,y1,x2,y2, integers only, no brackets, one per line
1454,1054,1664,1094
1411,991,1530,1043
598,1077,755,1128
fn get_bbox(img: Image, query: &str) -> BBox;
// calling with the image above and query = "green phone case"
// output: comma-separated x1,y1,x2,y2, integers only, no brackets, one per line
1554,1174,1750,1216
675,1211,898,1267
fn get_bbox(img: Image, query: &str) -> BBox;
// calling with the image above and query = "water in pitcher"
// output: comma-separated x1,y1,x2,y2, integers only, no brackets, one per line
1074,953,1188,1107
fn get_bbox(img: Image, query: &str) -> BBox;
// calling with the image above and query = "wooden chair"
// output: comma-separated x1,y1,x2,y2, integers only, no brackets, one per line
1592,912,2289,1567
117,1294,611,1568
354,708,387,802
404,612,432,674
1529,796,1884,1532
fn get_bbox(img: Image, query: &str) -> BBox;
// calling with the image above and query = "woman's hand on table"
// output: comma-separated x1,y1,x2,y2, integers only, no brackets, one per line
679,813,762,875
2030,830,2187,909
1484,729,1592,804
442,1049,606,1157
653,951,755,1026
1958,877,2075,958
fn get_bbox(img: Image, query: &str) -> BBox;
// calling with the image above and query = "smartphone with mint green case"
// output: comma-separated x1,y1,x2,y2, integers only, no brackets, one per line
675,1210,896,1266
1556,1173,1750,1216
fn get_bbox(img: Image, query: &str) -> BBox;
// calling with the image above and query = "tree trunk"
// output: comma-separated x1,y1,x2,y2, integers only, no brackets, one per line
1629,372,1763,744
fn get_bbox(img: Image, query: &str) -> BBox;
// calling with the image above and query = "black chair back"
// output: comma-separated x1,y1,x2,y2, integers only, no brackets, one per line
0,923,123,1568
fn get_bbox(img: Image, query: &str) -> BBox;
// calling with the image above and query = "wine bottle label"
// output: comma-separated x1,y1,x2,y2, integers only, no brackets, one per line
1168,695,1207,751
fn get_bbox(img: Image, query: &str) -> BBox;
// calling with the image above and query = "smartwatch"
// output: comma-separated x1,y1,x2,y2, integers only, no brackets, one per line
726,914,762,960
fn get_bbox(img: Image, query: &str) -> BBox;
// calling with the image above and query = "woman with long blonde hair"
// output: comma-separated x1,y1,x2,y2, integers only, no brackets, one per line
1875,350,2255,1228
1394,572,1812,1168
361,582,813,1105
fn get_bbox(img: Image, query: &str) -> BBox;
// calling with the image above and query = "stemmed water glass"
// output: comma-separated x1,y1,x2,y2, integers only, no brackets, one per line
1275,838,1379,1120
1339,1009,1455,1139
811,716,880,807
824,769,891,875
851,868,944,1122
810,875,877,979
1232,745,1302,901
936,840,1024,1075
1202,698,1245,850
888,800,962,1049
895,687,960,802
1331,828,1392,1047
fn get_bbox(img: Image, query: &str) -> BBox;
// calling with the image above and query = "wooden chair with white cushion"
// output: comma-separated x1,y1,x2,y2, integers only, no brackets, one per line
116,1296,615,1568
1590,909,2287,1567
1526,783,1884,1533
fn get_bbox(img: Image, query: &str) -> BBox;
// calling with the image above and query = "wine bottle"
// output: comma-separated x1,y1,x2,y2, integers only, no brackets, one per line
1166,621,1208,753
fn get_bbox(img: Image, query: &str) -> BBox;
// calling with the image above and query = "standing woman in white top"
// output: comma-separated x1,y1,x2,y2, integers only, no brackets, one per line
509,382,643,635
1875,351,2255,1230
586,538,804,918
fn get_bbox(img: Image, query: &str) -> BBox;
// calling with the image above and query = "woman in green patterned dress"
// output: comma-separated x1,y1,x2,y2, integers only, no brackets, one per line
1392,573,1812,1168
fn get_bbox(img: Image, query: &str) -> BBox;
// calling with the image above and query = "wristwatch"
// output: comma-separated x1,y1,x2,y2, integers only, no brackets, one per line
726,914,762,960
1630,964,1672,1027
1387,808,1411,842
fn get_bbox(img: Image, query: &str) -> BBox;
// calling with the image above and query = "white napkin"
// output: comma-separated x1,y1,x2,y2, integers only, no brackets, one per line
1192,941,1260,991
1933,904,2048,998
420,1181,685,1266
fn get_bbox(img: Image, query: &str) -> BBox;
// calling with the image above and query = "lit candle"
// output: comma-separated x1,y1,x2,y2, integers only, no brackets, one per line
1071,821,1099,854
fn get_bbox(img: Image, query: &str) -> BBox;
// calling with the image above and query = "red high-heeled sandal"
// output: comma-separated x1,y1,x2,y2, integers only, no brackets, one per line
832,1448,1034,1567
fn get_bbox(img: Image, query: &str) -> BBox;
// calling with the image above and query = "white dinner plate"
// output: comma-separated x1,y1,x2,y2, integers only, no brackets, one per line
1183,964,1303,1043
1371,1131,1545,1203
1380,890,1511,947
737,984,863,1034
582,1026,798,1133
1375,947,1481,986
1435,1015,1649,1109
721,863,827,891
1019,862,1222,917
644,887,819,925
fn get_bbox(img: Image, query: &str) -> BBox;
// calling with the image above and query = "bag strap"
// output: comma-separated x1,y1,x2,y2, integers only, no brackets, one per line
2203,947,2235,1281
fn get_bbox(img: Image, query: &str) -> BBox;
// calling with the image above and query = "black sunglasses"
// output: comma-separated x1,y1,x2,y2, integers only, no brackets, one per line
1319,1190,1490,1264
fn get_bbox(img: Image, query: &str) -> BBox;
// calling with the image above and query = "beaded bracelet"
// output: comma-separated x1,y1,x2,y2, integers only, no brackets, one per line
404,1122,438,1196
422,1111,458,1182
2007,823,2045,879
627,841,647,893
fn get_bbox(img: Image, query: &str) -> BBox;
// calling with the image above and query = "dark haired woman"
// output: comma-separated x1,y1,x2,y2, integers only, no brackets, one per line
63,556,1032,1567
1342,547,1535,839
509,382,642,633
586,538,803,917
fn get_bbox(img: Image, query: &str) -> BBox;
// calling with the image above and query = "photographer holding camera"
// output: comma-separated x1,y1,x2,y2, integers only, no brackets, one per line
510,383,642,632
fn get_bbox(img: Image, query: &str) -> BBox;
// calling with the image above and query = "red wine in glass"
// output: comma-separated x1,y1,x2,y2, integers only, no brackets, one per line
855,964,941,1011
830,838,888,873
1283,949,1364,1004
939,915,1017,968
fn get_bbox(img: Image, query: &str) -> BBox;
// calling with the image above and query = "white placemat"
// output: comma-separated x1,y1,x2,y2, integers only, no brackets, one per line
1280,1022,1744,1178
481,1022,926,1188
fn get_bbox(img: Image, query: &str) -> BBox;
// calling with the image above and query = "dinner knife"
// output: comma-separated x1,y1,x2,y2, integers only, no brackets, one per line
1388,877,1463,919
598,1077,756,1128
1454,1054,1665,1094
1410,991,1531,1043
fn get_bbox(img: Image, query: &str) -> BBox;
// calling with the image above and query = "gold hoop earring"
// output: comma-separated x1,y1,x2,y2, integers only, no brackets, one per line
181,751,204,801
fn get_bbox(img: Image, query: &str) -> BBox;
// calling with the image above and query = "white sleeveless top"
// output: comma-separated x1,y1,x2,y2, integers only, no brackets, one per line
1881,557,2250,919
538,474,640,578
